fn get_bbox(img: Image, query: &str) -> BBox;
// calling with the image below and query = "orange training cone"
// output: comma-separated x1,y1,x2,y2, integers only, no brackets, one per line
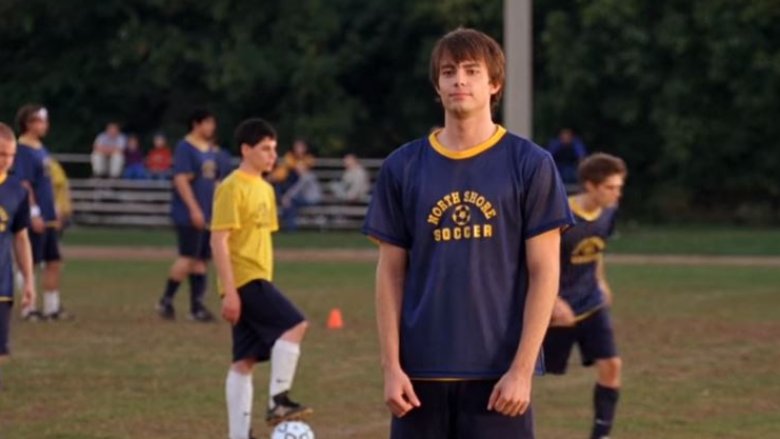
327,308,344,330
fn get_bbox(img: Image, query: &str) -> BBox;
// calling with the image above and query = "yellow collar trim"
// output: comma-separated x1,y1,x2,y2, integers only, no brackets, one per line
0,173,7,185
18,135,42,148
235,169,262,181
185,135,210,152
569,196,602,221
428,125,506,160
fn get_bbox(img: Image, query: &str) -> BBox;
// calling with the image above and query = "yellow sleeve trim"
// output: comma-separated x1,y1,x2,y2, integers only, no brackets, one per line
428,125,507,160
0,297,13,302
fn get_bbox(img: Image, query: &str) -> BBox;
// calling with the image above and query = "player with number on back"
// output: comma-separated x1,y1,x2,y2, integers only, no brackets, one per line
156,108,219,322
363,28,574,438
544,152,627,439
211,118,312,439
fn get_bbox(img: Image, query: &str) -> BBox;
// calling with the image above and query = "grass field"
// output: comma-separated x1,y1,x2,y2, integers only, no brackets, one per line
61,225,780,256
1,256,779,438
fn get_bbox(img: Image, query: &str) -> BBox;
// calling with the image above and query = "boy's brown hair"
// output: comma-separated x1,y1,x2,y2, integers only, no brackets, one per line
15,104,46,134
578,153,628,185
429,28,506,106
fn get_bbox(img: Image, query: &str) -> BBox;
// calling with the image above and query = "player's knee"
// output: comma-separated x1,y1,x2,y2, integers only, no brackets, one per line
599,357,622,382
231,359,255,374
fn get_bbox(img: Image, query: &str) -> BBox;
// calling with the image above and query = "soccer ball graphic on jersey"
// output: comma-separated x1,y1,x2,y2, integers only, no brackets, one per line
452,204,472,226
271,421,315,439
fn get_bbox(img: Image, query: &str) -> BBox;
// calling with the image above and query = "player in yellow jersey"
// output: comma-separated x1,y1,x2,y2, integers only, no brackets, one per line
211,118,311,439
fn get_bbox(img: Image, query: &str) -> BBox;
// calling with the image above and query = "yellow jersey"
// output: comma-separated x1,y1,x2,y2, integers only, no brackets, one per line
211,169,279,293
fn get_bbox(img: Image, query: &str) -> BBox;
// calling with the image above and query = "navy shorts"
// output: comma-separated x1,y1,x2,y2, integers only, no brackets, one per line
232,280,305,363
30,227,61,264
543,307,618,374
175,226,211,260
390,380,535,439
0,302,12,356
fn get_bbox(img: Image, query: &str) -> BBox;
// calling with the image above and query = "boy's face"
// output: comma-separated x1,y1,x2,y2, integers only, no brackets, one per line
585,174,625,208
436,56,500,118
194,117,217,140
28,117,49,138
0,138,17,175
243,137,278,173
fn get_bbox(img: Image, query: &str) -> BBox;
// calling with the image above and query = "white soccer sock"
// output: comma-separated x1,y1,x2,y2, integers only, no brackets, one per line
226,369,253,439
43,291,60,315
269,339,301,408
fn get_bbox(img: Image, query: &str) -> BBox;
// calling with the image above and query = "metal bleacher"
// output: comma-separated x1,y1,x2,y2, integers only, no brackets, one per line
57,154,382,230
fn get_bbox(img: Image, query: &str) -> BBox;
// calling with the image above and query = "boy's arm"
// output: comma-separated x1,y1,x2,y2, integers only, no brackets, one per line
375,241,420,418
173,174,204,229
13,229,36,309
596,254,613,306
489,228,561,417
210,230,239,324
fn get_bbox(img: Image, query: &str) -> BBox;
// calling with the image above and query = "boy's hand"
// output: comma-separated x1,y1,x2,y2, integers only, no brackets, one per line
221,292,241,324
550,298,576,327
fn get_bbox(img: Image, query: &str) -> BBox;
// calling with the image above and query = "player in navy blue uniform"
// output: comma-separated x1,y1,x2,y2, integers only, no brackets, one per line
157,109,220,322
544,153,627,439
0,122,37,378
12,104,69,321
363,28,574,438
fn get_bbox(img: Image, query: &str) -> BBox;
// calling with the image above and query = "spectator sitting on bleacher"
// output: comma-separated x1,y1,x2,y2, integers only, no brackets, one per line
268,138,315,195
91,121,127,178
146,133,173,179
329,153,370,203
280,161,323,231
122,134,149,180
548,128,587,185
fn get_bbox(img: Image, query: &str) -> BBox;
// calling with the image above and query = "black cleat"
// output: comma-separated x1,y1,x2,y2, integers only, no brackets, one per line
156,300,175,320
21,310,47,322
189,306,215,323
46,308,75,321
266,391,313,426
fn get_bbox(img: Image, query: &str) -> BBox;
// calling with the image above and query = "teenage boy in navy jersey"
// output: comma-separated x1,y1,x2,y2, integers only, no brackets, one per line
157,109,219,322
363,28,574,438
12,105,68,321
0,122,36,381
545,153,627,439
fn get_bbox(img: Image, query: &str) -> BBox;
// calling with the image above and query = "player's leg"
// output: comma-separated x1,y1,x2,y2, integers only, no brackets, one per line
542,325,577,375
390,381,454,439
41,228,70,320
455,380,535,439
576,308,621,439
226,357,257,439
235,280,311,424
188,229,214,322
0,301,11,388
157,226,196,319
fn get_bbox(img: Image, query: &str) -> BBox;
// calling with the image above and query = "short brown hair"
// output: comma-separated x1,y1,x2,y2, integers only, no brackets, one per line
430,28,506,106
578,153,628,185
0,123,15,142
15,103,46,134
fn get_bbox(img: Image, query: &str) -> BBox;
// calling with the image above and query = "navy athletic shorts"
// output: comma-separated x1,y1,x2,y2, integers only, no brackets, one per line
0,302,12,356
390,380,535,439
175,226,211,260
543,307,618,374
232,280,305,363
30,227,61,264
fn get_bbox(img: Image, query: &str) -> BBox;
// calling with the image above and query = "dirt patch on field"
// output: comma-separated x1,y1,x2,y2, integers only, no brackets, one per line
62,245,780,267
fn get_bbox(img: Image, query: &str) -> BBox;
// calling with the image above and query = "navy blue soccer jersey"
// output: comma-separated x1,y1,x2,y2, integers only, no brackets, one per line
559,197,617,316
0,176,30,300
171,139,219,226
363,126,574,379
11,143,56,222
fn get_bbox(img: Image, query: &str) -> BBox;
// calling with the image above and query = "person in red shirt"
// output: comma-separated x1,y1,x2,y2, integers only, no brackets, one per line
146,133,173,179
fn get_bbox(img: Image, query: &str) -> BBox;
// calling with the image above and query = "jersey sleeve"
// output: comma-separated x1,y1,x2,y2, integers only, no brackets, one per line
522,154,575,239
173,143,195,176
210,180,241,231
268,185,279,233
362,158,410,248
11,194,31,233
